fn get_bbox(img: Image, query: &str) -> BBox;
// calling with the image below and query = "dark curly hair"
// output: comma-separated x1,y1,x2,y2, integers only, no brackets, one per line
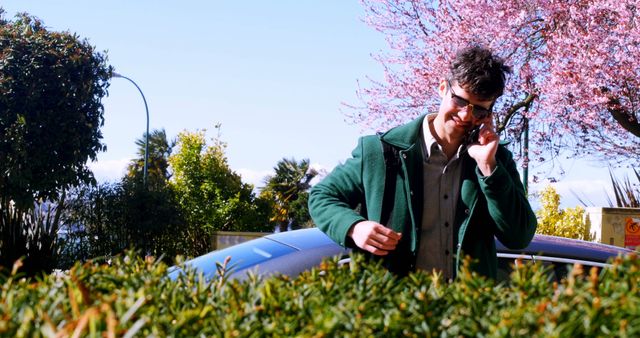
449,45,512,101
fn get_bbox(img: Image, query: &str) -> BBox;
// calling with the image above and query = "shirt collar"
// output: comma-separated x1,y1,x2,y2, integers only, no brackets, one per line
421,113,439,159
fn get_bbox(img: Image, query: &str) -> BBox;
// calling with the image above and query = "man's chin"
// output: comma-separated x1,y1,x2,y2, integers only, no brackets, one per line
450,122,471,133
445,126,468,141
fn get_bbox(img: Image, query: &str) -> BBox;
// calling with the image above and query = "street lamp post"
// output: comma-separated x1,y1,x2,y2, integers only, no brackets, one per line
112,72,149,186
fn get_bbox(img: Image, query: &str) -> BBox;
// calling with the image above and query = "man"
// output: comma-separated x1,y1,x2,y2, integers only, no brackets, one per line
309,45,537,279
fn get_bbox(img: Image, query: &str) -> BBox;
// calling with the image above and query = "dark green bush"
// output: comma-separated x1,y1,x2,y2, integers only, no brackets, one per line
1,252,639,337
59,180,186,268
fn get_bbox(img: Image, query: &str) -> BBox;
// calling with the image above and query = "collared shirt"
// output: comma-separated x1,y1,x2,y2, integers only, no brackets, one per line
415,114,465,281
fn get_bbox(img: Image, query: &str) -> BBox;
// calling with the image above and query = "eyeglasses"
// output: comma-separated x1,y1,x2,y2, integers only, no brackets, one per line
447,80,492,120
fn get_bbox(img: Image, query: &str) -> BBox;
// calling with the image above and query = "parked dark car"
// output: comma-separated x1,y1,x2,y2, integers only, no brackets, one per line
168,228,634,282
495,233,634,281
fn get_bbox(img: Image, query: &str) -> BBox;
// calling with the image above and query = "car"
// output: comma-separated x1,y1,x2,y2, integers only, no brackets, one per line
168,228,635,282
495,233,634,281
168,228,349,281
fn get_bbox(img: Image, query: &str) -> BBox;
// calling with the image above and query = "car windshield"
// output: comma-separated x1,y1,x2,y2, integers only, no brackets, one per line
169,238,297,280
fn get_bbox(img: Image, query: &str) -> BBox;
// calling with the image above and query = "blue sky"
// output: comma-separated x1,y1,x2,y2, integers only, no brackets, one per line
1,1,628,209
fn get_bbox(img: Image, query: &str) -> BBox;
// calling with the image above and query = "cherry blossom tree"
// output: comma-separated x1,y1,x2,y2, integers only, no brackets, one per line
350,0,640,172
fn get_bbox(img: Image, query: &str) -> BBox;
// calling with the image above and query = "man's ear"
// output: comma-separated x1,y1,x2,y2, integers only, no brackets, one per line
438,79,447,98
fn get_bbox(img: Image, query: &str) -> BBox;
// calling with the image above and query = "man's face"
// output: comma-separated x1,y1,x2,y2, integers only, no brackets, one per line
436,79,494,139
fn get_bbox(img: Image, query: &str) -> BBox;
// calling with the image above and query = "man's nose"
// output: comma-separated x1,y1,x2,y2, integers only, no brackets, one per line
458,104,474,121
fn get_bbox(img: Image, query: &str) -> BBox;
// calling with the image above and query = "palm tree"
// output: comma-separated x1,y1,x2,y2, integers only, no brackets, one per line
127,129,175,188
607,167,640,207
261,158,318,232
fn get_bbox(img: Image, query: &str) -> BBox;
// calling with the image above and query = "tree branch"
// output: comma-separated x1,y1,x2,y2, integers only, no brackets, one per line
497,93,537,133
410,0,431,38
608,97,640,138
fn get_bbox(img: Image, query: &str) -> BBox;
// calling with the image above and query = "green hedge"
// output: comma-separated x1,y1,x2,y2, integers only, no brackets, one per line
1,252,639,337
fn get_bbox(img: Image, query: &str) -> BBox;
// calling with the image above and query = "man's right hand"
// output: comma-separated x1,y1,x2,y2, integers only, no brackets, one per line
348,221,402,256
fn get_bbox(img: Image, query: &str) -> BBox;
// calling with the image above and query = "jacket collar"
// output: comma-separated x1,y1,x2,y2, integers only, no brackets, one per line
380,114,513,150
378,114,427,150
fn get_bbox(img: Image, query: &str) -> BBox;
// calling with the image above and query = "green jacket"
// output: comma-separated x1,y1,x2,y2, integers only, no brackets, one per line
309,115,537,278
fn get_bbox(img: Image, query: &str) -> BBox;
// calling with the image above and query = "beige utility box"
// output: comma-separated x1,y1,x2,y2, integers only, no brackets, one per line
585,207,640,250
211,231,267,250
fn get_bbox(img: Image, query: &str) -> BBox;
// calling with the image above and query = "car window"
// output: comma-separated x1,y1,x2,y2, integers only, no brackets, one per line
497,253,532,282
497,253,606,282
533,255,605,281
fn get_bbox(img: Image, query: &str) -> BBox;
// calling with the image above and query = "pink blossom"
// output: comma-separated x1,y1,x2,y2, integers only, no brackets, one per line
352,0,640,168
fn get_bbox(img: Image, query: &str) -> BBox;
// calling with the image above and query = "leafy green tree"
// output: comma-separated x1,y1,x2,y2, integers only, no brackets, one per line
261,158,318,232
0,12,111,274
62,129,182,267
169,127,271,256
117,178,185,259
536,186,591,240
58,183,125,265
118,128,184,261
289,193,313,228
60,179,185,267
0,13,111,208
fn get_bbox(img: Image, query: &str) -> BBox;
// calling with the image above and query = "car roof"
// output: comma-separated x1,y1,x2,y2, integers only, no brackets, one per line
170,228,635,280
261,229,635,264
496,234,634,263
263,228,339,251
168,228,348,281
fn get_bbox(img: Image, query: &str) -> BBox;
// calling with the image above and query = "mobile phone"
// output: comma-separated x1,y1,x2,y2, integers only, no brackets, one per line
464,124,482,146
